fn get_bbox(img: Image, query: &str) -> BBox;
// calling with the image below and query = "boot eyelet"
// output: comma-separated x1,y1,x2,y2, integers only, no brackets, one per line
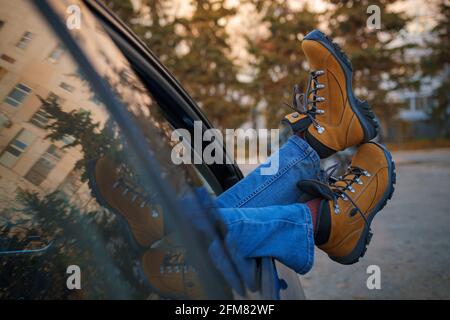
316,126,325,134
334,204,340,214
314,70,325,76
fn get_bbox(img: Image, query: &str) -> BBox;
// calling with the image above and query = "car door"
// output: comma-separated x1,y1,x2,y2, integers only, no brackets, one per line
0,0,303,300
0,0,244,299
84,0,302,300
83,0,306,300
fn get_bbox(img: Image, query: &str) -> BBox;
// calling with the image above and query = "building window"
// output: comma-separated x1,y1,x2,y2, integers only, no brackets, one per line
59,168,84,196
30,93,61,129
0,129,36,168
16,31,33,49
416,96,431,111
3,83,32,107
59,82,74,93
0,54,15,64
0,113,11,130
25,144,63,186
62,135,76,146
47,43,65,63
29,109,49,129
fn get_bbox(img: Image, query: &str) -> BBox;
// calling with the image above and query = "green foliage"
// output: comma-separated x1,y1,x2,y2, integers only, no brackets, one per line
247,0,318,128
103,0,425,138
0,189,145,299
105,0,249,129
174,0,250,129
41,96,122,181
326,0,416,137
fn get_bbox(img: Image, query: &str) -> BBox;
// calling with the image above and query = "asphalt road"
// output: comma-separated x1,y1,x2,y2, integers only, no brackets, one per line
300,148,450,299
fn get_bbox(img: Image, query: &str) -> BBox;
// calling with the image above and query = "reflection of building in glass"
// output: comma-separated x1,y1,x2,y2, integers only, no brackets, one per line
0,0,108,208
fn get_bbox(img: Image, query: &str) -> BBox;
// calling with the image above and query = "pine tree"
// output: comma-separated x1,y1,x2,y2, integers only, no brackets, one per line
246,0,319,128
104,0,182,70
104,0,249,129
174,0,249,129
41,97,121,181
0,190,146,299
325,0,416,140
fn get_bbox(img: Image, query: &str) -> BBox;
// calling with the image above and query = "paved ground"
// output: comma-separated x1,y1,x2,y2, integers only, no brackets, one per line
300,148,450,299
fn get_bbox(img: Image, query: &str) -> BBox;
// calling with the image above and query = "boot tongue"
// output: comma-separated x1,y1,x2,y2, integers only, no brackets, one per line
281,112,312,134
297,180,335,201
315,199,331,246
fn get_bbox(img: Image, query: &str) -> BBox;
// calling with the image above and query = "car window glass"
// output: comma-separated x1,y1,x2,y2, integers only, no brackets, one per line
0,0,233,299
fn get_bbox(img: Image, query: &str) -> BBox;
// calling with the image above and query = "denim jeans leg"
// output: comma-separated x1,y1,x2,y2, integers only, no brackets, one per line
216,135,321,208
212,135,321,275
217,204,314,274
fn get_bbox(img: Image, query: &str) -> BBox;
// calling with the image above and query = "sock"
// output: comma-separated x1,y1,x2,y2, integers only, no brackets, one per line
297,131,306,139
306,198,321,234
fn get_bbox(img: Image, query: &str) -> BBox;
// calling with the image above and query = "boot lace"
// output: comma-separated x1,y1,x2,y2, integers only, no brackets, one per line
111,176,159,218
160,250,196,275
283,70,327,134
324,163,372,230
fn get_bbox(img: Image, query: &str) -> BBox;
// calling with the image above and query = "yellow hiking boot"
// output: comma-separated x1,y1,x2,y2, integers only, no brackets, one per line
298,142,396,264
282,30,379,158
87,156,164,248
141,248,205,299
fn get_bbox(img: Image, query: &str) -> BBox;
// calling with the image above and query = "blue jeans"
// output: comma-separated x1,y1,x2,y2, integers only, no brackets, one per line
215,135,321,275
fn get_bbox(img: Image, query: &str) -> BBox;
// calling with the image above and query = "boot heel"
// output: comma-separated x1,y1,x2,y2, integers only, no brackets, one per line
356,100,379,142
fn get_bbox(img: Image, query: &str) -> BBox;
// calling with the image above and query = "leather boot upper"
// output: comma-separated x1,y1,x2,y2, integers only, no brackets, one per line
282,30,378,158
302,39,365,153
91,156,164,247
141,248,205,299
299,142,395,264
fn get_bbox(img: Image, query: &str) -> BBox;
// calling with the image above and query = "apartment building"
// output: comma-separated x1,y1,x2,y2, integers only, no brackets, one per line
0,0,106,210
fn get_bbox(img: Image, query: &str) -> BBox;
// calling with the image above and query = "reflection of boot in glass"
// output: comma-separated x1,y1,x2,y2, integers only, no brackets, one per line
87,156,164,248
141,248,205,299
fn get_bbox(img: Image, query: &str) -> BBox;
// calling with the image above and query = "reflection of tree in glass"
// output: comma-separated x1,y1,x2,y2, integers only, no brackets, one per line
0,189,154,299
40,96,122,181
